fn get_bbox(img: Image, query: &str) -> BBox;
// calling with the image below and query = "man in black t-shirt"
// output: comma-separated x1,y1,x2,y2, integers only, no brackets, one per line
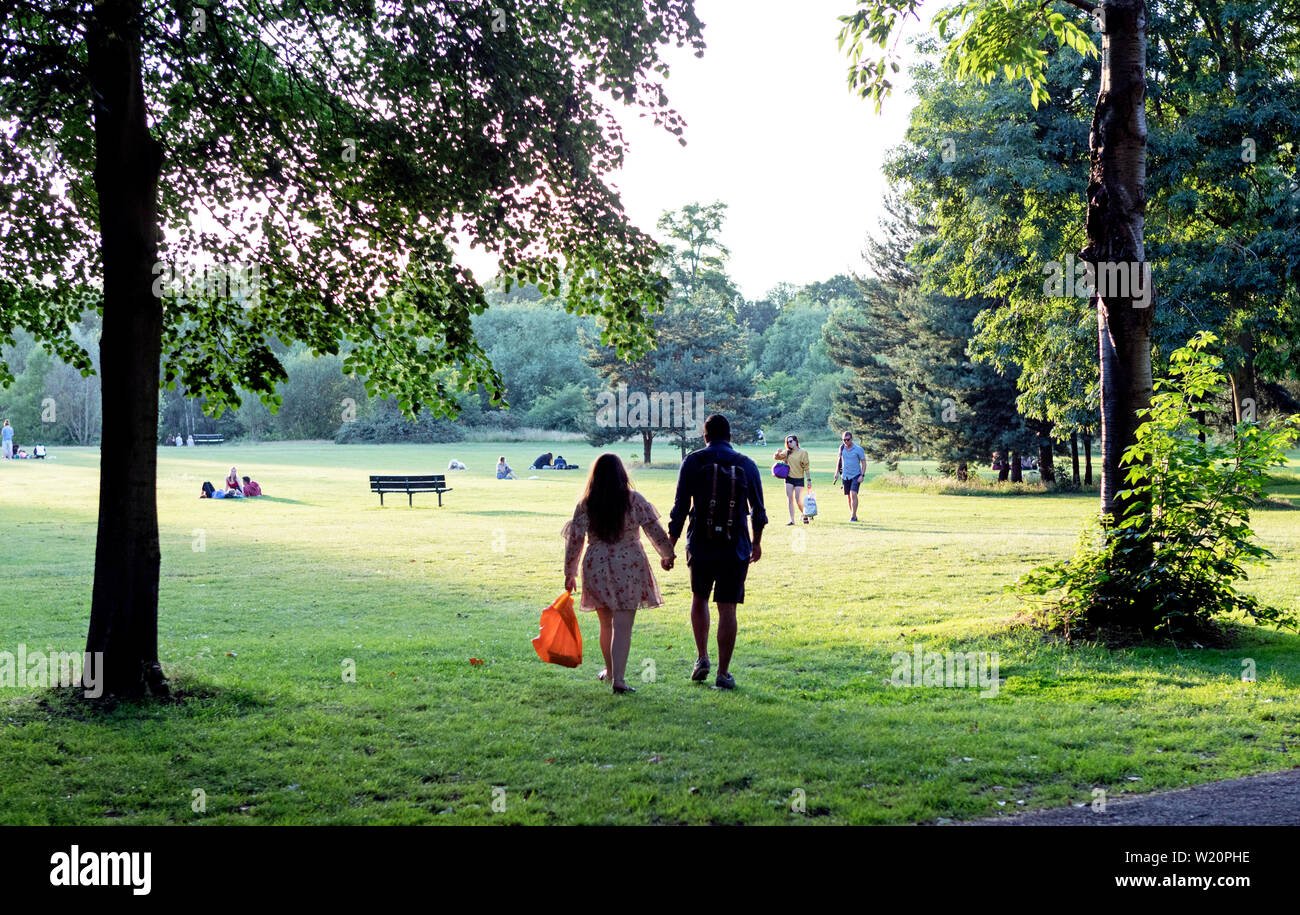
668,414,767,690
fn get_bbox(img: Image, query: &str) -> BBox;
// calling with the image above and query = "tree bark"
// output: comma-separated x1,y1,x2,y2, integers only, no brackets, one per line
1071,432,1081,485
1037,437,1055,484
996,448,1009,482
642,429,652,464
85,0,168,699
1230,327,1257,427
1083,432,1094,485
1010,451,1023,483
1086,0,1153,521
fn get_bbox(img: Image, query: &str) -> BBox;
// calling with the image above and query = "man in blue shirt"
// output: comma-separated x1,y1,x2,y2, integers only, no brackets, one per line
834,430,868,522
668,414,766,690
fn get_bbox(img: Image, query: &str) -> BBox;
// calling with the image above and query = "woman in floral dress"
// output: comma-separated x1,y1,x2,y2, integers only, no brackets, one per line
563,454,676,693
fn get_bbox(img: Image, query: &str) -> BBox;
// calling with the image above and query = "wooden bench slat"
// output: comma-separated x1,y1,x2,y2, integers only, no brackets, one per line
369,473,452,506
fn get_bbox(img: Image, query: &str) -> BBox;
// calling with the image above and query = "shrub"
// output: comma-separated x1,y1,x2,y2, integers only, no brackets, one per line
335,398,464,443
1013,333,1300,641
524,383,591,433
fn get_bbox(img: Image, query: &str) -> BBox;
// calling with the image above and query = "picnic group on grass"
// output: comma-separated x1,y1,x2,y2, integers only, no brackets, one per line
199,466,263,499
1,419,49,460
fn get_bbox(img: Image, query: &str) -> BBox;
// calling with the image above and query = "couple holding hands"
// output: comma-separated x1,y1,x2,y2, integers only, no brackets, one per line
562,414,767,694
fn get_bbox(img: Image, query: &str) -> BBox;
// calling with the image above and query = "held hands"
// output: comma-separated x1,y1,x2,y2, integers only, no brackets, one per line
564,575,576,593
661,554,676,571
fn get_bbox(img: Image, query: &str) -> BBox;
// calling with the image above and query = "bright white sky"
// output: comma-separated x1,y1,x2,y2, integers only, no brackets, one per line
609,0,918,299
462,0,924,300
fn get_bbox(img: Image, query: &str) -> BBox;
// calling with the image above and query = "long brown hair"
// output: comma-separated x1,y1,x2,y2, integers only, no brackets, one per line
580,453,633,543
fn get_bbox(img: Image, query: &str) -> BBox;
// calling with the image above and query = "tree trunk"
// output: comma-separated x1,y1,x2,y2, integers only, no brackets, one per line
1087,0,1153,521
956,461,968,482
996,449,1009,482
1071,432,1081,485
1010,451,1023,483
642,429,652,464
1037,437,1055,484
85,0,168,699
1083,432,1094,485
1230,328,1257,427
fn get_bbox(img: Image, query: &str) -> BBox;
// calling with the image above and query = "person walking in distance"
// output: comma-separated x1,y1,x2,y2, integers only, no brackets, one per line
833,431,868,522
1,419,12,460
774,434,812,524
668,414,767,690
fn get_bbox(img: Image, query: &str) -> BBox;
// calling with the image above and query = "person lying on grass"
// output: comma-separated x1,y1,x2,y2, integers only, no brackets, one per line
563,453,676,694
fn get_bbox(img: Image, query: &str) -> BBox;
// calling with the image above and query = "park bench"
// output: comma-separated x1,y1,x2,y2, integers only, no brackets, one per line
192,433,225,445
370,474,453,507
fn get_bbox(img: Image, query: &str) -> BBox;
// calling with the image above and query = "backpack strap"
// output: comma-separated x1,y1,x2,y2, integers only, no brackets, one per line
708,462,720,534
726,464,738,540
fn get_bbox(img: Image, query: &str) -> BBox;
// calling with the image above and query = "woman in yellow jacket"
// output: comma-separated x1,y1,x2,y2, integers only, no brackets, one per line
774,434,812,524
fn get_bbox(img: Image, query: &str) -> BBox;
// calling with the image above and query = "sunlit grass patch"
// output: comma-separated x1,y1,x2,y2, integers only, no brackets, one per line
1,442,1297,824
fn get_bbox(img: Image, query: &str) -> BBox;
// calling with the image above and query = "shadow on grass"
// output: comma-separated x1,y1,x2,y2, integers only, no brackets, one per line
904,621,1300,688
3,675,270,726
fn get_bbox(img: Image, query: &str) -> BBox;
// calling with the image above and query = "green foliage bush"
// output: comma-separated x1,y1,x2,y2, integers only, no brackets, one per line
1014,334,1300,641
335,398,464,444
524,383,591,433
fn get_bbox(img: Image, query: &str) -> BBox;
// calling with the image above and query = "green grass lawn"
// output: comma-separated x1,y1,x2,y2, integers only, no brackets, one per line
2,439,1298,825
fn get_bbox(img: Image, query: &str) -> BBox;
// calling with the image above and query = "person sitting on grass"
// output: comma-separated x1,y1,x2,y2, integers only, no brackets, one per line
563,453,676,694
531,452,553,470
241,475,262,497
224,467,245,497
496,457,515,480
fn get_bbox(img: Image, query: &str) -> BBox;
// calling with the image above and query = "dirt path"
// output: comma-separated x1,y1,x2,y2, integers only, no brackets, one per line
966,767,1300,825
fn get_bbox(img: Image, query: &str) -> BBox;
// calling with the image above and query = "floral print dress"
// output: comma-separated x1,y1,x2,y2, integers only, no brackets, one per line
563,490,674,611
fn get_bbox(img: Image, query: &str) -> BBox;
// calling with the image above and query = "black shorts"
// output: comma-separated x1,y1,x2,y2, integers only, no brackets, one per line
842,474,862,494
785,477,805,488
688,554,750,604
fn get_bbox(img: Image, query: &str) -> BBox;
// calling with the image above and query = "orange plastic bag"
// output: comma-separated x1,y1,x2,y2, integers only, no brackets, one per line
532,591,583,668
